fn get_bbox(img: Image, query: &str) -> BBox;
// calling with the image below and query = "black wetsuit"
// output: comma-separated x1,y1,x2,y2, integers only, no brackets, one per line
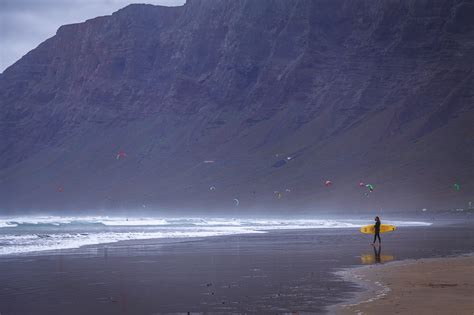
373,221,381,243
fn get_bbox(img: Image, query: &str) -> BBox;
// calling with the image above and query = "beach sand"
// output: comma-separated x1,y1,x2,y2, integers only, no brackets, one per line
1,224,473,314
334,255,474,315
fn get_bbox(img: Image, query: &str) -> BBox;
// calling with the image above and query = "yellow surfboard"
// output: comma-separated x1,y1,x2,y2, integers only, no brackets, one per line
359,224,396,234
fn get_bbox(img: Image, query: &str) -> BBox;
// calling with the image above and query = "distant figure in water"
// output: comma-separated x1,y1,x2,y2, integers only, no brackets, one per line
372,216,381,245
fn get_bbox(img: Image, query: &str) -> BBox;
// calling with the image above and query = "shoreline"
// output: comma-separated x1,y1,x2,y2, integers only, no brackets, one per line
1,225,473,314
0,221,437,257
329,253,474,314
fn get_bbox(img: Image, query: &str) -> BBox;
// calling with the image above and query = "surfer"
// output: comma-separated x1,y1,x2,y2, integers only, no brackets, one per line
372,216,381,245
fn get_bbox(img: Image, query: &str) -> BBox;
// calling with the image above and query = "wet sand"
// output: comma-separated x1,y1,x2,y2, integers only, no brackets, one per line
0,223,473,314
333,255,474,315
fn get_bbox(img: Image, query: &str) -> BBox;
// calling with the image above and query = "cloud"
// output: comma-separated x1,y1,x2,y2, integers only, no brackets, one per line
0,0,186,72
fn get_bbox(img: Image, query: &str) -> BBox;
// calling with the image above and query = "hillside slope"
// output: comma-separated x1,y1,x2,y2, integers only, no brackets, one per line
1,0,473,214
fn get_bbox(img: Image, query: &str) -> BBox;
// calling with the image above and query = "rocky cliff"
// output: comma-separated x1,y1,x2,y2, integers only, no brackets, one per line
1,0,473,214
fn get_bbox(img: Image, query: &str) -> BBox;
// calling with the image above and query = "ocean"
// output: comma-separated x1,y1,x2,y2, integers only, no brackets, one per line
0,216,431,255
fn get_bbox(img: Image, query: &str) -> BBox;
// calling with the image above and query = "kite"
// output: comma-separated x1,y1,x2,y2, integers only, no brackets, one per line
116,150,127,160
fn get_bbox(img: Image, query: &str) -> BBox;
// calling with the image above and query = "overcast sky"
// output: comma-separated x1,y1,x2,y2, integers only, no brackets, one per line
0,0,186,72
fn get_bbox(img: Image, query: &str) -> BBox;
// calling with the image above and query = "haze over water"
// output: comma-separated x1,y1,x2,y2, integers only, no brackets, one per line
0,215,431,255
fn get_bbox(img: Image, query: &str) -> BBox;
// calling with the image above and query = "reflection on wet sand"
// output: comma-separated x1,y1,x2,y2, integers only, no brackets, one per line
360,245,395,264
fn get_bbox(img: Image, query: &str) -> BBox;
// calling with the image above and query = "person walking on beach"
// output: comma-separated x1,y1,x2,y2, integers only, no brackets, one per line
372,216,381,245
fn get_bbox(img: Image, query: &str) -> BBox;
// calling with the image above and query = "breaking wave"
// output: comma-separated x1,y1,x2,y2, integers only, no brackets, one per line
0,216,431,255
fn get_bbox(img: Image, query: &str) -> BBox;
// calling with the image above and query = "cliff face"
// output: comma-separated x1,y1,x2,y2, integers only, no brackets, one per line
1,0,473,214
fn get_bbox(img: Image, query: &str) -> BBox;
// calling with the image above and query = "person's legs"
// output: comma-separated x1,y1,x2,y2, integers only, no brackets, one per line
373,233,377,244
376,233,381,244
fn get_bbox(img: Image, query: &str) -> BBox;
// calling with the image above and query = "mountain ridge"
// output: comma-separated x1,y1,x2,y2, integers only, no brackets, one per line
1,0,473,214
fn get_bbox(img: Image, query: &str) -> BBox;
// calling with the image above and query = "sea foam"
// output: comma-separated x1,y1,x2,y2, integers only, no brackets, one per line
0,216,431,255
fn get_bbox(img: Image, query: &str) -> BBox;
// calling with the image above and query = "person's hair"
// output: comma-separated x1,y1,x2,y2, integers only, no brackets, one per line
375,216,380,221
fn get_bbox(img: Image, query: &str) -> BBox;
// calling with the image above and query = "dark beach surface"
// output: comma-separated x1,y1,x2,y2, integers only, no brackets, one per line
1,220,473,314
